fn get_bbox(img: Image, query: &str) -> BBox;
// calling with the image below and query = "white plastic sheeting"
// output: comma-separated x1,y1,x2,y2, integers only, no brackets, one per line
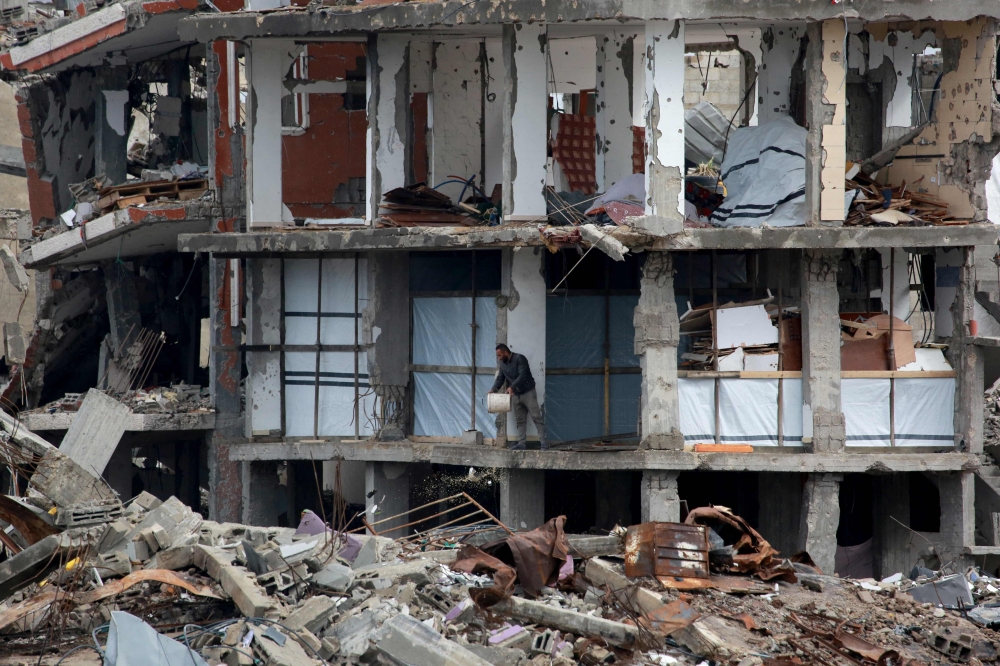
413,373,497,437
412,296,498,437
894,378,955,447
711,116,807,227
843,378,891,446
679,378,803,445
283,257,373,437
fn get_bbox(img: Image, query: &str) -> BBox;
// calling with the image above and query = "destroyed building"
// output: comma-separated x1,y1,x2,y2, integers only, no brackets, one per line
5,0,1000,619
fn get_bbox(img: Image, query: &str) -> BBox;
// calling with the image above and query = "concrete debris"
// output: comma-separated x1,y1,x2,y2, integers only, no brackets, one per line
3,491,1000,666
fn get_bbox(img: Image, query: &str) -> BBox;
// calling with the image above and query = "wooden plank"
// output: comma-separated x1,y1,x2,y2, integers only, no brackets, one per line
841,370,956,378
968,336,1000,348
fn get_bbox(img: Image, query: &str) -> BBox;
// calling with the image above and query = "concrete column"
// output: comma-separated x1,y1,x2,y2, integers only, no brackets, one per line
634,251,683,450
247,39,285,227
208,256,244,523
798,472,842,574
500,469,545,531
366,462,410,536
801,249,845,452
502,23,548,220
952,247,983,453
757,26,804,124
246,258,281,437
595,32,635,191
367,252,410,440
879,248,911,321
642,19,685,234
506,248,546,439
103,260,141,353
640,470,679,523
938,471,974,567
757,472,802,558
95,66,129,186
804,20,847,226
872,473,910,579
595,471,633,529
369,34,410,222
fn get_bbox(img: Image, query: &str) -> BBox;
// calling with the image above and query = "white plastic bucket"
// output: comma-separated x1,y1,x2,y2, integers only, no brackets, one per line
487,393,511,414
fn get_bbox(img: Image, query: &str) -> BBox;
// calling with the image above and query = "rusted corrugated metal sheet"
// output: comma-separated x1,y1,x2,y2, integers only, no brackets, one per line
624,522,710,580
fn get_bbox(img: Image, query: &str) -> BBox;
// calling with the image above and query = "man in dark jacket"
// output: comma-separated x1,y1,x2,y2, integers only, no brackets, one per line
490,344,547,450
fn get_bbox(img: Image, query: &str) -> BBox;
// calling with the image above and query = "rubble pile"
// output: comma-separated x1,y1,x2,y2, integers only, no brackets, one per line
2,476,1000,666
31,383,213,417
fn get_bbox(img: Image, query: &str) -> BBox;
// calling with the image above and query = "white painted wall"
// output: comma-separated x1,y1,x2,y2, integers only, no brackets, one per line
505,23,548,218
757,25,803,125
867,29,936,128
643,19,686,217
548,37,596,94
432,40,483,203
507,248,546,436
375,35,409,197
597,31,637,190
246,258,283,435
248,39,286,227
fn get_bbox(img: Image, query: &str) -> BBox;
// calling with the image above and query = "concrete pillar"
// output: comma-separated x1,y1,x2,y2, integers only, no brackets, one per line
757,472,802,558
502,23,548,220
798,472,842,574
634,251,683,450
879,248,911,321
208,256,244,523
801,249,845,452
595,471,633,529
952,247,983,453
500,469,545,531
369,34,410,222
506,248,546,439
804,20,847,226
103,260,141,353
872,473,910,579
640,470,679,523
247,39,285,227
642,19,685,234
95,66,130,186
246,258,282,437
595,32,635,191
757,26,804,125
938,471,974,567
367,252,410,440
366,462,410,536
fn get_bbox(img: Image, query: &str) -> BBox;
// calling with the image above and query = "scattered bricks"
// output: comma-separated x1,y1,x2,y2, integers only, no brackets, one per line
489,625,532,651
466,645,527,666
130,491,162,512
318,638,338,660
531,629,559,656
930,628,974,662
417,586,453,613
582,646,617,665
284,594,338,635
857,589,876,604
55,499,124,528
143,546,194,572
291,627,323,656
98,520,130,553
444,598,476,624
95,551,132,579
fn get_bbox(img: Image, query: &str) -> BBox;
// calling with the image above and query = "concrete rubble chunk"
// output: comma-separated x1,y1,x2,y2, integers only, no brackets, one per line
377,613,494,666
58,388,132,477
312,561,355,593
3,322,25,365
0,534,61,601
492,596,640,649
0,245,29,292
284,594,338,634
253,626,320,666
194,545,279,618
324,609,377,657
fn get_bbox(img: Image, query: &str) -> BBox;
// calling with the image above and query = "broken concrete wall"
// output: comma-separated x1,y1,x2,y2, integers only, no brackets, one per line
17,69,98,225
282,42,367,220
758,26,805,125
432,40,484,204
880,19,996,221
